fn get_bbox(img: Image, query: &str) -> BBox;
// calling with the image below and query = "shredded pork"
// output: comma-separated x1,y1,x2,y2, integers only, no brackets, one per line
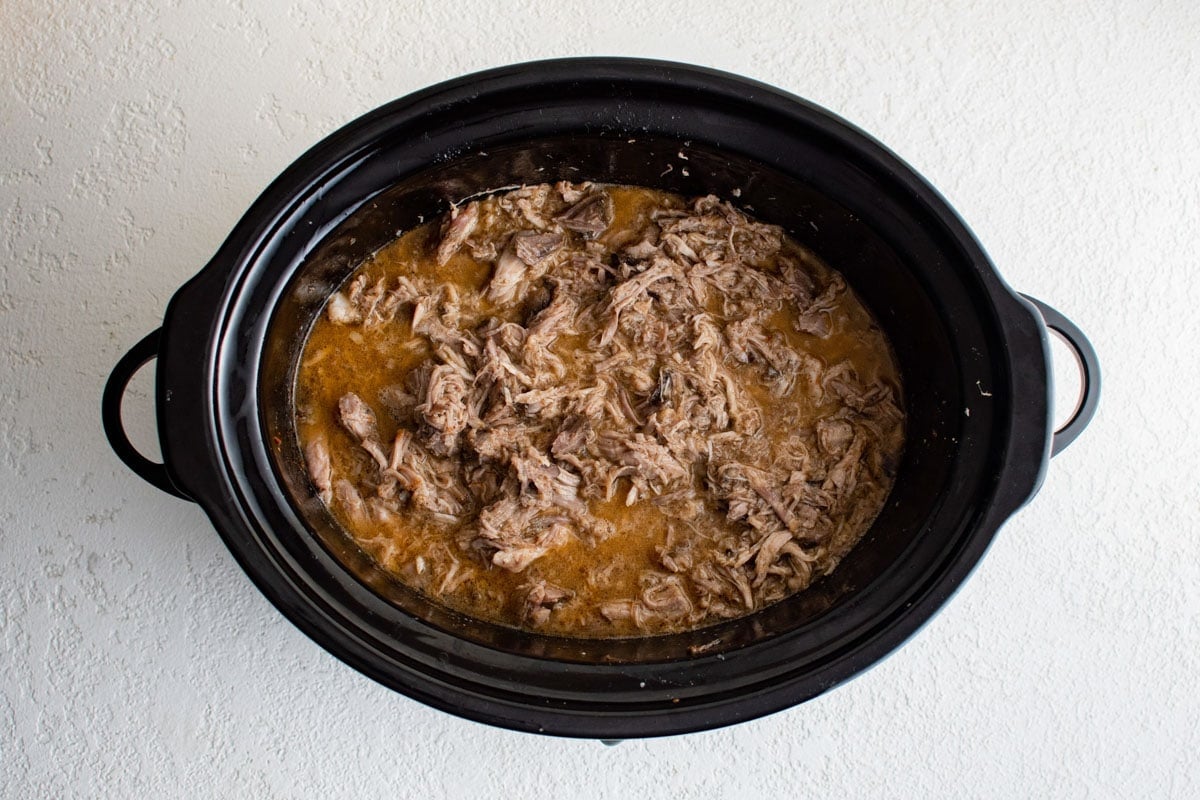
298,182,904,635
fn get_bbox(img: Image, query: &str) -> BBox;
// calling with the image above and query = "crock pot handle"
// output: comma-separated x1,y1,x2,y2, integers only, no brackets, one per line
1022,296,1100,457
102,329,191,500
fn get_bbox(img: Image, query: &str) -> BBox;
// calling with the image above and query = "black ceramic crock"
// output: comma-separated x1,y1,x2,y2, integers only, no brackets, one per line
102,58,1099,739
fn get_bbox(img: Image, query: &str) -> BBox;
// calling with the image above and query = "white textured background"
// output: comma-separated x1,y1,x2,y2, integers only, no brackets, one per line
2,1,1198,797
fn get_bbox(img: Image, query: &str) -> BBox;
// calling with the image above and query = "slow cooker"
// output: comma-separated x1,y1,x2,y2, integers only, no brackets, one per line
102,58,1099,738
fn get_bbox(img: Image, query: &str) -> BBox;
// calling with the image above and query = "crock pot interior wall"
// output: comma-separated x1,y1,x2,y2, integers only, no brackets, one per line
258,131,986,663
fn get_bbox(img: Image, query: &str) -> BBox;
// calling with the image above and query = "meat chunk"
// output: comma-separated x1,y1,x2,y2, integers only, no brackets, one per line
725,318,803,396
487,230,564,305
338,392,378,441
554,191,613,238
817,418,854,456
410,291,481,356
623,237,659,260
744,467,800,533
436,202,479,265
477,496,571,573
334,479,368,524
499,184,558,230
823,434,867,503
417,365,469,455
379,384,419,424
382,428,467,521
522,580,574,627
555,180,586,204
511,447,586,513
491,536,562,572
325,273,425,328
752,530,794,587
305,437,333,505
338,393,388,468
822,362,894,412
550,415,591,458
597,432,689,490
640,575,693,620
599,575,694,629
467,421,532,463
598,261,677,346
658,194,783,267
793,275,845,337
514,230,564,265
487,241,529,306
326,291,360,325
527,292,577,342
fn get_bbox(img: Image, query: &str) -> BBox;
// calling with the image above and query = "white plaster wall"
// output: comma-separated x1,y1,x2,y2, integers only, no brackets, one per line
2,1,1197,797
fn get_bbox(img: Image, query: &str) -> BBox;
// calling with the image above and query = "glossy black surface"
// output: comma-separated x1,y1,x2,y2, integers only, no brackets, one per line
102,328,190,500
1021,296,1101,456
138,59,1082,738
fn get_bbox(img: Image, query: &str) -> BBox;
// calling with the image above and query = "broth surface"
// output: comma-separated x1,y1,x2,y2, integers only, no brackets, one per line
295,183,904,636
